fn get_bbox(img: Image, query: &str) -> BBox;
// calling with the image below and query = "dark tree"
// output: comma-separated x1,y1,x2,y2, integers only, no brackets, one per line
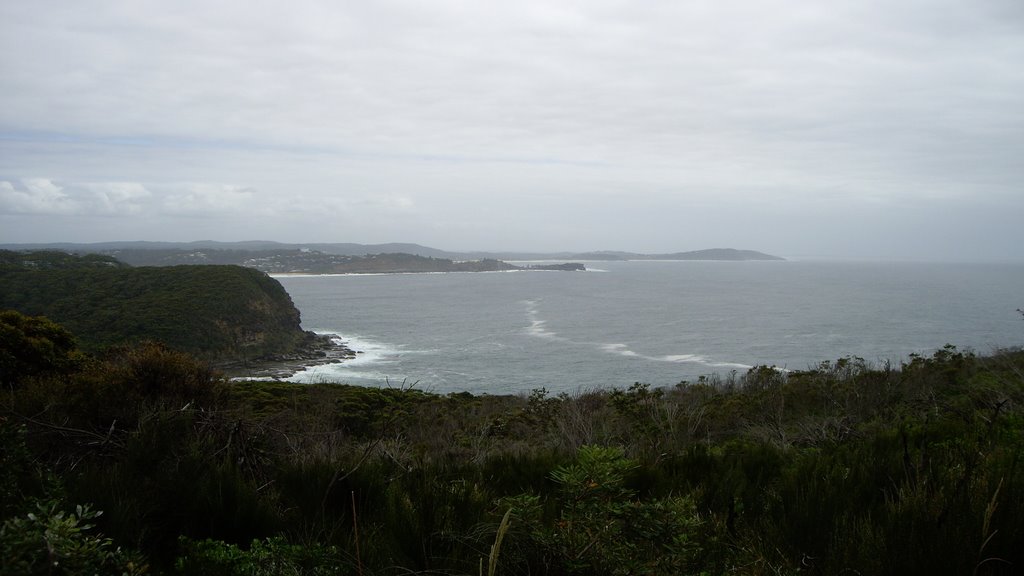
0,310,81,389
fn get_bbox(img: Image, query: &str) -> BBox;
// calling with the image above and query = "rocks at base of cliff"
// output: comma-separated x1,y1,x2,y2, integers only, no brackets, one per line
217,332,358,380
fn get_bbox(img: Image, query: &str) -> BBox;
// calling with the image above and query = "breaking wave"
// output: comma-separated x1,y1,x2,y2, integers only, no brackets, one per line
525,301,751,371
287,331,431,385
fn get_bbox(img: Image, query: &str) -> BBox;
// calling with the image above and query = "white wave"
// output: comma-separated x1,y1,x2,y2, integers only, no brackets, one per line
594,341,752,371
522,299,754,376
274,271,464,279
660,354,707,363
601,343,639,357
269,273,345,278
706,361,755,370
522,299,563,340
287,331,413,384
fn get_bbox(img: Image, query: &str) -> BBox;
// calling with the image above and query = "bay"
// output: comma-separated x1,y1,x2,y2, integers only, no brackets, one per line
274,260,1024,395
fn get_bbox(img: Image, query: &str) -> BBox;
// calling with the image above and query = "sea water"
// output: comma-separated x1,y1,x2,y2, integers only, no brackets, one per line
274,260,1024,395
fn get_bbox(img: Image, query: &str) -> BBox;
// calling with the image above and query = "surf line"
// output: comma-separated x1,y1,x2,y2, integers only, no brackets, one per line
522,298,566,341
522,299,751,371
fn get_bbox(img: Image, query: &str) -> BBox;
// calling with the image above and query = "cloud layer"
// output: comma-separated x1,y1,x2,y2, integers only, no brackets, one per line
1,0,1022,259
0,178,255,217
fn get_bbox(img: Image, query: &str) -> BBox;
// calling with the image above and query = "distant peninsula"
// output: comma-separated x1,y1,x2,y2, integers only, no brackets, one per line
18,249,585,275
0,241,784,272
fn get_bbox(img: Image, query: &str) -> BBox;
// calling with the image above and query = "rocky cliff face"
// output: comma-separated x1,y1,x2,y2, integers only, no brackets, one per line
196,266,311,361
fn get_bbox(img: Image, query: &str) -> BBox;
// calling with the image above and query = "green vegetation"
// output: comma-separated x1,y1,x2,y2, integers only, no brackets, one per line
2,309,1023,574
0,310,83,388
0,251,314,362
0,249,127,270
1,501,147,576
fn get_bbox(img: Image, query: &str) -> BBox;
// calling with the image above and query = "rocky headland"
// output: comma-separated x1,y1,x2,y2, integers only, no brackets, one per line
215,332,358,380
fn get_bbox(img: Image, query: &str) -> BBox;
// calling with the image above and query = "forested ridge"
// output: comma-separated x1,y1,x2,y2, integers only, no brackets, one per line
2,307,1022,575
0,250,314,362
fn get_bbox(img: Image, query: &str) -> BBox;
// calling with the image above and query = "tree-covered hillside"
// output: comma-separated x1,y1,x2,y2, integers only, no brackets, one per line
0,250,315,362
0,249,127,270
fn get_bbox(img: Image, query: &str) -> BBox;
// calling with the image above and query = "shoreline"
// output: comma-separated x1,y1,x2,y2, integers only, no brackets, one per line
269,264,586,278
216,332,357,380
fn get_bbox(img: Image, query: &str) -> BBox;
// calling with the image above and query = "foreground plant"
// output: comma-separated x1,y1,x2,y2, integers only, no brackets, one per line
174,536,348,576
502,445,704,576
0,501,147,576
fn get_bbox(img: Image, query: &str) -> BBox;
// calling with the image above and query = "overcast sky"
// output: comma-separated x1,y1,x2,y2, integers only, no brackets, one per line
1,0,1022,260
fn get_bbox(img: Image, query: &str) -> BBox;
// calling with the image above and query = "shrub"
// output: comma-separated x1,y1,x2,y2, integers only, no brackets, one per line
0,309,82,389
0,501,147,576
502,445,704,576
174,536,347,576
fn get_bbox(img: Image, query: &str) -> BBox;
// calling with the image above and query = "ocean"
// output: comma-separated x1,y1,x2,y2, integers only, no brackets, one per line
274,260,1024,395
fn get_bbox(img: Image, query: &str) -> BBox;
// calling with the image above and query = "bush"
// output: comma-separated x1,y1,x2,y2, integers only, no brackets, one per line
502,445,704,576
174,536,348,576
0,309,82,389
0,501,147,576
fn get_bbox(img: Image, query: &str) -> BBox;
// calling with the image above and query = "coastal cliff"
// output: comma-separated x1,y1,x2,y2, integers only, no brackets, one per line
0,250,321,364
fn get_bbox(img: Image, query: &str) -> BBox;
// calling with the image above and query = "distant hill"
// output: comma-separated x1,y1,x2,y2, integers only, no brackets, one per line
0,245,589,273
41,249,537,273
0,241,785,262
0,240,454,259
0,249,129,269
0,250,316,362
543,248,782,261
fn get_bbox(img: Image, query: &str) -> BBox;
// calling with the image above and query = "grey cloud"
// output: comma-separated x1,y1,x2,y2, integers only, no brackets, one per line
81,182,152,215
0,178,257,219
0,179,148,216
0,179,78,215
158,184,257,217
0,0,1022,259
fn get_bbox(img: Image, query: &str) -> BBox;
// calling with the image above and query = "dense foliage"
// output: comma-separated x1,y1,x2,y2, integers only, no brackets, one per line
0,252,312,361
0,249,127,270
0,310,83,389
2,309,1023,575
